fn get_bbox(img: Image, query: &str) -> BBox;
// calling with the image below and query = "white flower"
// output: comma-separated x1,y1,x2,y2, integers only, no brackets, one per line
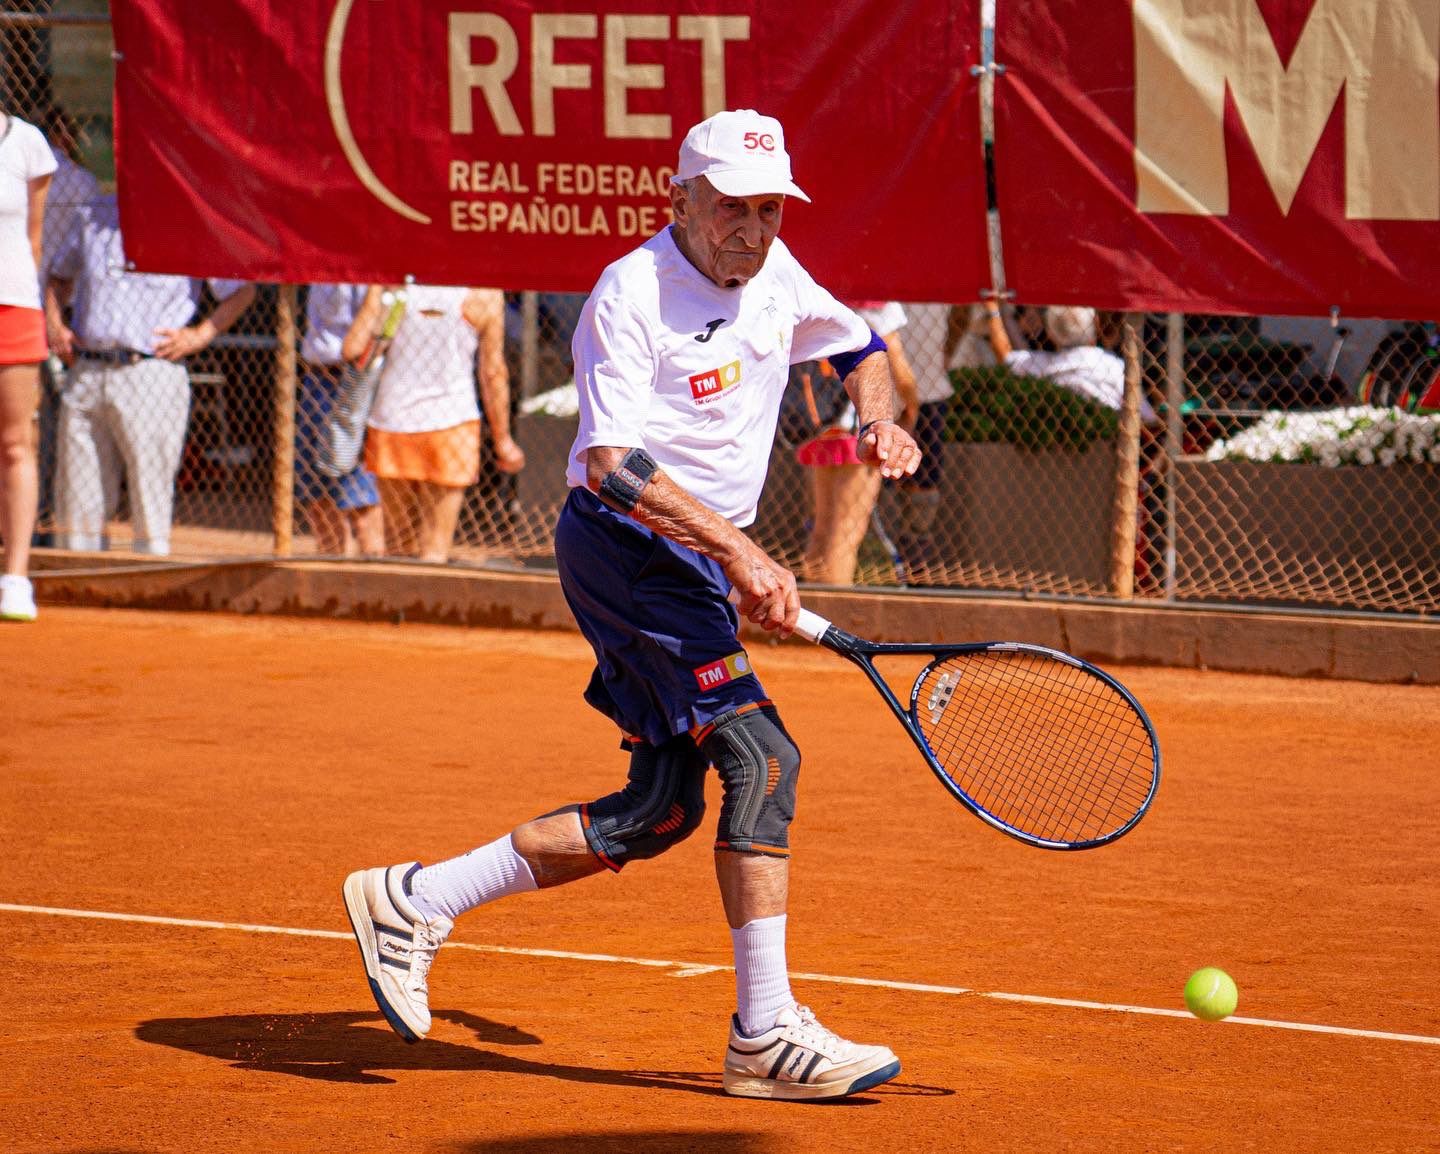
1209,406,1440,466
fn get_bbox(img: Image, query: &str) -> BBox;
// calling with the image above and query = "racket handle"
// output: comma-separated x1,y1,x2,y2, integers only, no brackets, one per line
725,588,832,645
793,607,832,645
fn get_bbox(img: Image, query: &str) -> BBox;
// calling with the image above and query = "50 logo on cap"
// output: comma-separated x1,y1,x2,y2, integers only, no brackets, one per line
743,132,776,151
688,358,742,404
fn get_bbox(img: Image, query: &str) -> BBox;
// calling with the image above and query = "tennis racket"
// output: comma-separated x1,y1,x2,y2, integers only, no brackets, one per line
790,605,1159,849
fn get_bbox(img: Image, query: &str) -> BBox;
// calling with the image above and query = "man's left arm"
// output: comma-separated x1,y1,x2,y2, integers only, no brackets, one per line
153,282,257,361
843,349,921,480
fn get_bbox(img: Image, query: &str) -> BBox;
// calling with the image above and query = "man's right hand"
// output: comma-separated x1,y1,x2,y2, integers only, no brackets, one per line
726,541,799,638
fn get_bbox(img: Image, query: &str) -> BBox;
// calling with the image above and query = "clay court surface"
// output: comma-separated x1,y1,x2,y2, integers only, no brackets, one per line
4,607,1438,1153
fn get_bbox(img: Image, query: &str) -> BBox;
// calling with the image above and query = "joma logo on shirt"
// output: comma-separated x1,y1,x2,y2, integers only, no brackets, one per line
693,652,751,689
688,359,742,404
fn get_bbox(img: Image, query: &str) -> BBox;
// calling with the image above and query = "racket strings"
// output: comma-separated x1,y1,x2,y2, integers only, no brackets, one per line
915,652,1156,844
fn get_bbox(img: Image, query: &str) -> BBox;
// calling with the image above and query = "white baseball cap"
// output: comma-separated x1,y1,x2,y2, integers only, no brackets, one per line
675,109,811,203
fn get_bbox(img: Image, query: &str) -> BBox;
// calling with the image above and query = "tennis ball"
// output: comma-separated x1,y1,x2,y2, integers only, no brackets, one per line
1184,967,1238,1021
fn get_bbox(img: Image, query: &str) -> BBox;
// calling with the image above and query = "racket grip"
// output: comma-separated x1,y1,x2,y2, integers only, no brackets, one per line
725,588,831,645
793,608,832,645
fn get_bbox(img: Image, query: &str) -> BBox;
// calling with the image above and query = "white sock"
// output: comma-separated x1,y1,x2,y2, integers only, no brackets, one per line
409,834,538,921
731,914,794,1036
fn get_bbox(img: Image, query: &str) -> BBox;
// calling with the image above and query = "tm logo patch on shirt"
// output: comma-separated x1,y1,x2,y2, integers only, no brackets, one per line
688,359,742,405
693,651,752,689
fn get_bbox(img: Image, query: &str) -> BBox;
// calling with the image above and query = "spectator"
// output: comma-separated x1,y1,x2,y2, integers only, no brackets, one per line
876,301,984,584
0,106,55,621
348,283,523,563
796,300,914,585
946,302,995,370
44,193,255,554
984,303,1158,423
296,284,383,556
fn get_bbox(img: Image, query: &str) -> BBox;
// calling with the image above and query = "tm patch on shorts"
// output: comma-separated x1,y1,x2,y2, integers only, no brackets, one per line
555,488,769,745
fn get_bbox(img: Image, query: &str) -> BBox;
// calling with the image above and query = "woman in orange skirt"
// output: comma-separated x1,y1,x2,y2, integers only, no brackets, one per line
346,284,524,563
0,109,56,621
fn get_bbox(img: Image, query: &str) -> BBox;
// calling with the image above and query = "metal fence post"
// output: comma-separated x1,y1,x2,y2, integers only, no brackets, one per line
272,283,298,556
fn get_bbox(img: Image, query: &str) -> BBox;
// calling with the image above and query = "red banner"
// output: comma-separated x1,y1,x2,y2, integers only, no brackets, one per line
996,0,1440,317
112,1,987,300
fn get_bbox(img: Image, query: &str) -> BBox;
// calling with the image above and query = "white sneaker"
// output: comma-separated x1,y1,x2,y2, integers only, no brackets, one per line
342,862,453,1042
722,1003,901,1101
0,575,36,622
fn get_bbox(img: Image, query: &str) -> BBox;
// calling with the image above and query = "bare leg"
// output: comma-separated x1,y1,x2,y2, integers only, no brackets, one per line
806,464,881,585
349,502,384,557
828,464,882,584
0,364,41,576
302,496,347,556
415,481,464,563
509,806,609,888
715,850,788,929
379,477,417,557
802,467,838,582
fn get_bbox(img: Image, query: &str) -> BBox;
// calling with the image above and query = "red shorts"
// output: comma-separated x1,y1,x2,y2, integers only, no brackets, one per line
0,306,47,366
795,428,861,468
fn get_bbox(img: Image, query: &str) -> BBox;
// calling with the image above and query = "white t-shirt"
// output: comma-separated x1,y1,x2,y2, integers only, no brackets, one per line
0,117,58,309
896,302,963,405
368,284,482,433
568,229,871,527
1006,345,1158,423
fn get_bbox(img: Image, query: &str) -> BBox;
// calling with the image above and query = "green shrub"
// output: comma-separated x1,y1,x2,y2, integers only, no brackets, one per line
946,364,1119,451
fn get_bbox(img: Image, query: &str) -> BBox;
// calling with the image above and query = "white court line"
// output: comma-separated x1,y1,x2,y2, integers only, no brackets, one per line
5,902,1438,1049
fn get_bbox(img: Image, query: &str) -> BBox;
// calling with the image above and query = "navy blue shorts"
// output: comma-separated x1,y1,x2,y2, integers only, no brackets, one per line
554,487,769,746
899,399,948,491
295,369,380,509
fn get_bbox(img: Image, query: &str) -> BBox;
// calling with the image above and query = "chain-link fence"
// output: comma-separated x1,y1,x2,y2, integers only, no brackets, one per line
6,8,1438,616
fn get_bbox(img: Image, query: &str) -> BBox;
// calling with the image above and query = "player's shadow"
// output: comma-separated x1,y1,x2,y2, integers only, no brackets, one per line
135,1010,953,1102
137,1009,723,1093
456,1133,773,1154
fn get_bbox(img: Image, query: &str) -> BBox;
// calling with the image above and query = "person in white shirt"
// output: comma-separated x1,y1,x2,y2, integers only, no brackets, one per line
342,110,918,1102
985,303,1158,424
0,109,56,621
44,194,255,556
345,282,523,563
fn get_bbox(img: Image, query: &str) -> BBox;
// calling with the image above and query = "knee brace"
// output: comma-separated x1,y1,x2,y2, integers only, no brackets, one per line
696,703,801,858
580,736,708,871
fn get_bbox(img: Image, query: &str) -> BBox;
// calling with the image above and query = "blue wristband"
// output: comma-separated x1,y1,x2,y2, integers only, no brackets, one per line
829,328,888,380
